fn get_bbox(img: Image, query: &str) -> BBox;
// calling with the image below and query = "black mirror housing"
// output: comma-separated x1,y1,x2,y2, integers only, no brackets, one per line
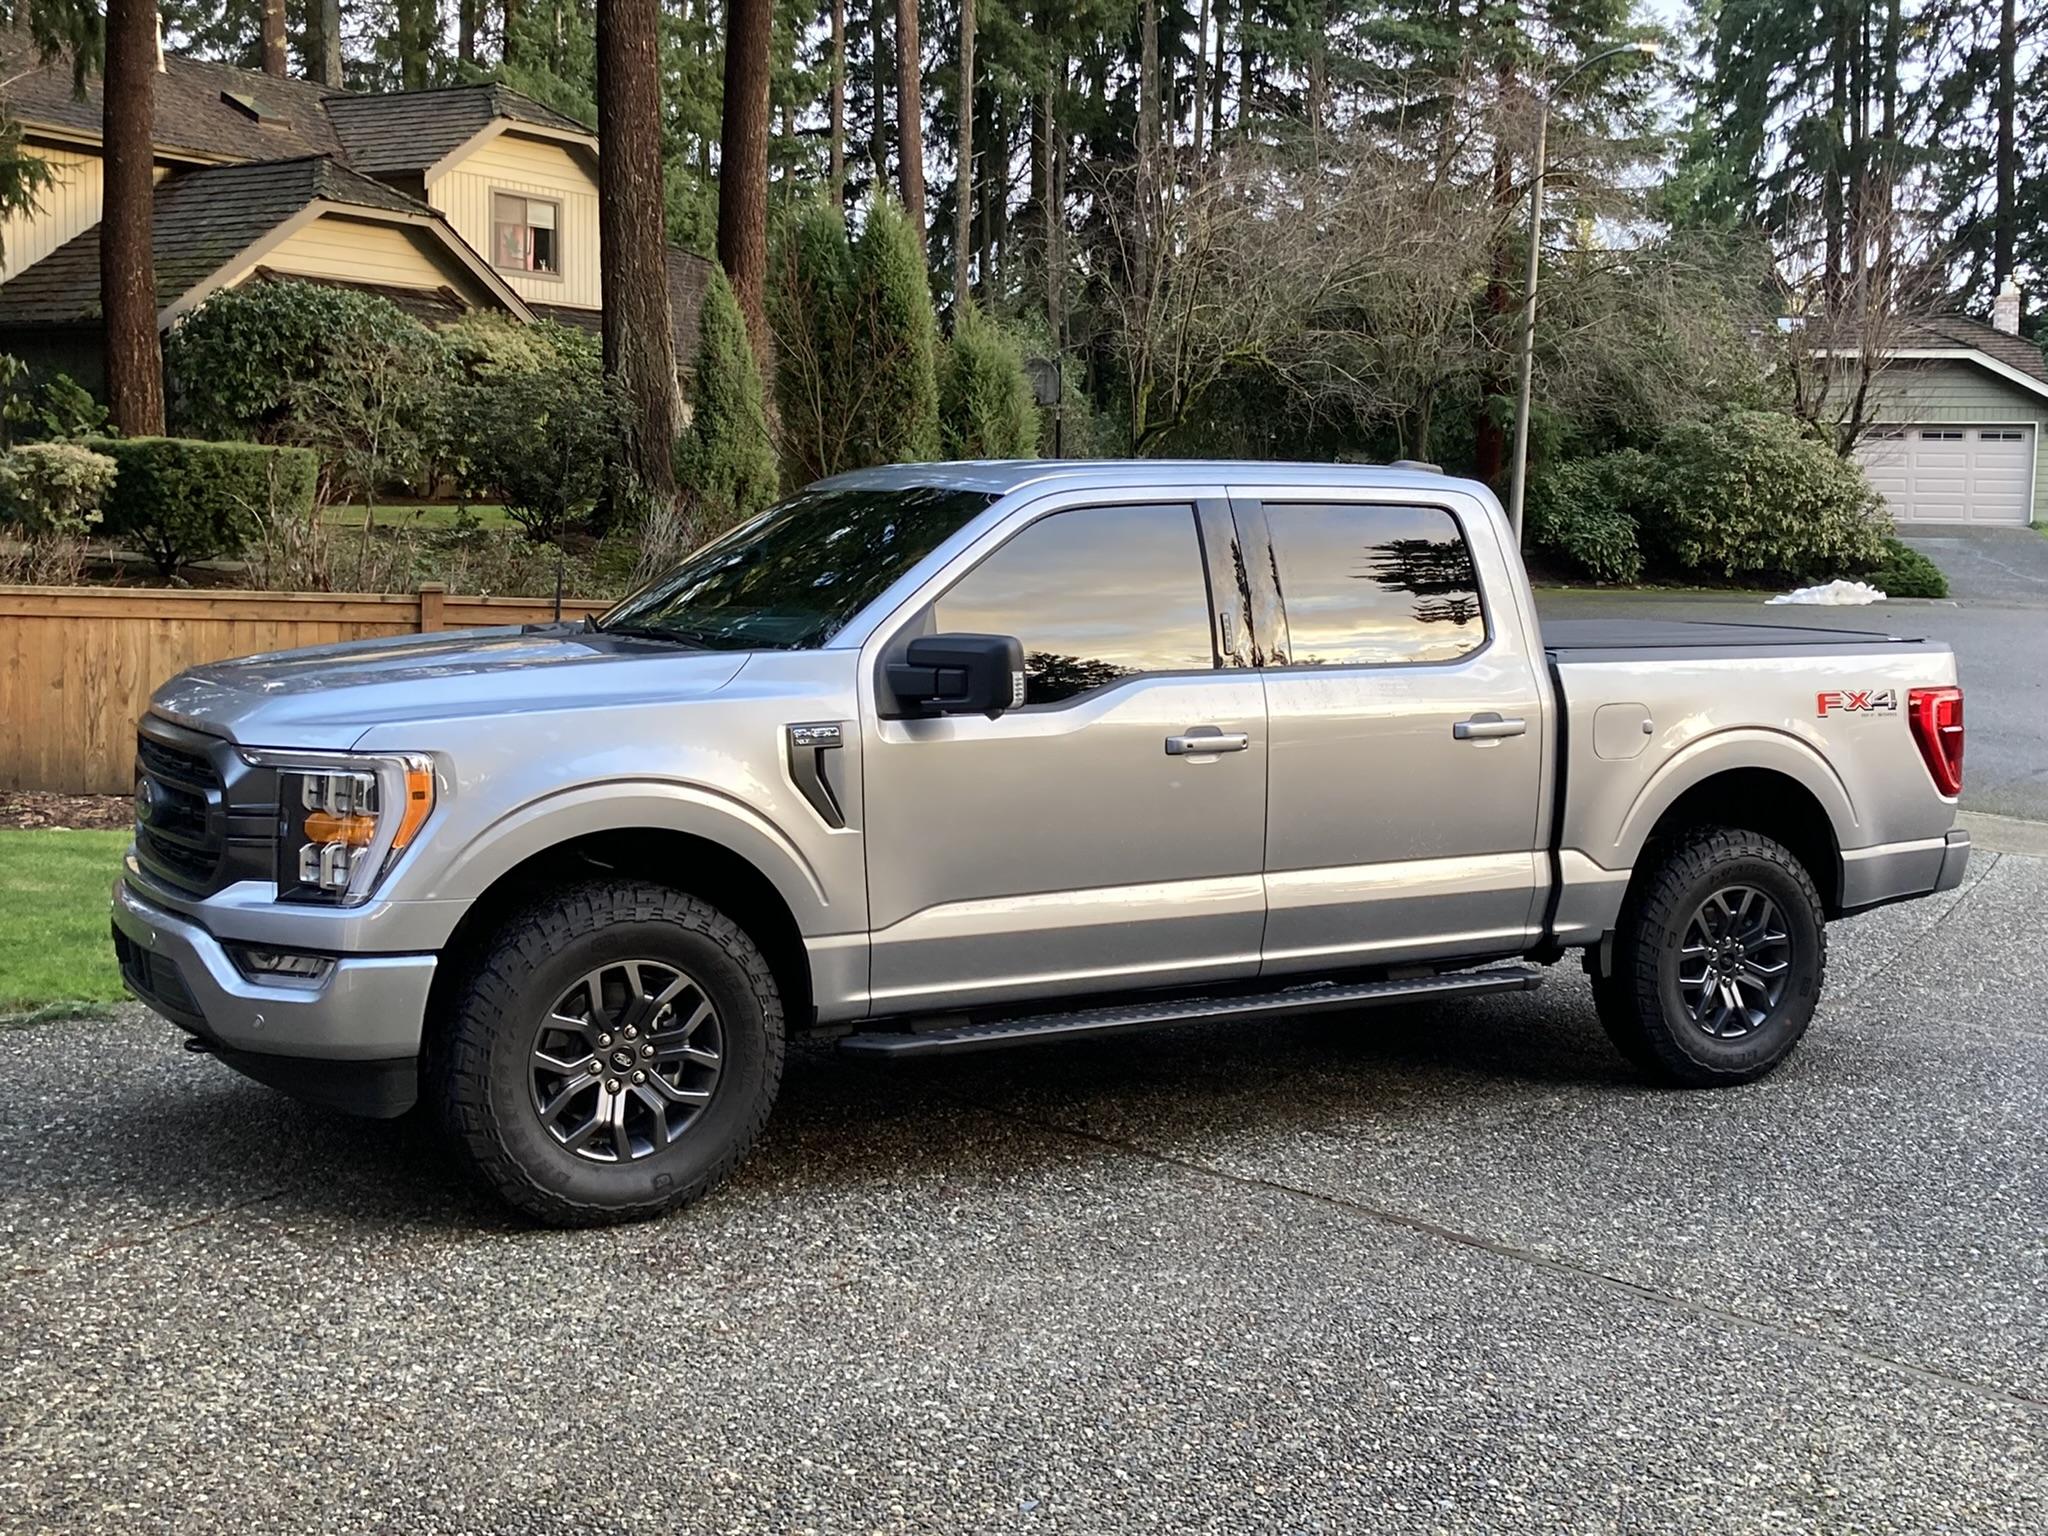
886,633,1026,717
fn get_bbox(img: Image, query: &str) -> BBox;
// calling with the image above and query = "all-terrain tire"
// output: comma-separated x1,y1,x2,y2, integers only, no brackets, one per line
1591,826,1827,1087
435,881,784,1226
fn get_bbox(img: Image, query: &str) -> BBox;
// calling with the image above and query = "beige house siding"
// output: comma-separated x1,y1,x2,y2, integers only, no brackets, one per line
1864,359,2048,521
1,146,105,280
429,131,600,308
224,211,502,308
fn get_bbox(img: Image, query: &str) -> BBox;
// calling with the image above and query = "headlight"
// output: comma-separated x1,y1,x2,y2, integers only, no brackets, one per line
242,751,437,905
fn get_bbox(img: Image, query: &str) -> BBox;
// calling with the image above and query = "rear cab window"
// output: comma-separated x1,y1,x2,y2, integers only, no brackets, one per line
1261,502,1487,666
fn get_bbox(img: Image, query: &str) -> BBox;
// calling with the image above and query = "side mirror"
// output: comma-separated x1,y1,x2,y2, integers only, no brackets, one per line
886,633,1026,717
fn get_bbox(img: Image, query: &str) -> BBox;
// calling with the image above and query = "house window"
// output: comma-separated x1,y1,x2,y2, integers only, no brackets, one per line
492,193,560,276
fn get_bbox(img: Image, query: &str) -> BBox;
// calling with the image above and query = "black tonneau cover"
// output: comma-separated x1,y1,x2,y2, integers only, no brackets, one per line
1542,618,1925,657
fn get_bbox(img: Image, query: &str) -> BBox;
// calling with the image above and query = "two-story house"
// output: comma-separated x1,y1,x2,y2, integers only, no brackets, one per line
0,40,711,392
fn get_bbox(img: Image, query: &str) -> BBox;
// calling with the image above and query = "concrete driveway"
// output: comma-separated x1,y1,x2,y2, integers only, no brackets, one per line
3,852,2044,1532
1537,526,2048,825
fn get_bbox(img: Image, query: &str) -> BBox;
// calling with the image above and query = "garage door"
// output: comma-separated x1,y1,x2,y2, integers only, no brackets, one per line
1856,424,2035,524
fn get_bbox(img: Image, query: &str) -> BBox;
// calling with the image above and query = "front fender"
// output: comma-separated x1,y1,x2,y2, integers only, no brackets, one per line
427,778,841,934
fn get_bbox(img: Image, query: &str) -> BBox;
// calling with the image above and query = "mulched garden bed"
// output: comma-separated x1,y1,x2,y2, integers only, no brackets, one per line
0,792,133,831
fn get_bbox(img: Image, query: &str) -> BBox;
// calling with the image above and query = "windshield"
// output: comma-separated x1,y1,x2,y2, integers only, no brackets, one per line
598,485,998,650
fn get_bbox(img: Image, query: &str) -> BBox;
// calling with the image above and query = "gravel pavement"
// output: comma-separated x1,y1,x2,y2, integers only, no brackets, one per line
3,854,2044,1534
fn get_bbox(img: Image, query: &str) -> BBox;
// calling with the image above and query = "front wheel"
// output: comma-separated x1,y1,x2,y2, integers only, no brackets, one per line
435,882,785,1226
1592,826,1827,1087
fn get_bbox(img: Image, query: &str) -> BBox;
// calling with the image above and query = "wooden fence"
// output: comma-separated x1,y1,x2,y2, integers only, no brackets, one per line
0,584,610,794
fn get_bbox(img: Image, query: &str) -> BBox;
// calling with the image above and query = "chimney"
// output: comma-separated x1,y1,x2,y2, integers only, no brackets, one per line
1994,279,2022,336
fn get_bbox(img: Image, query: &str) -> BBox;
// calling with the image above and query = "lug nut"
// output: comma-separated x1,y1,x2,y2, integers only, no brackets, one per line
606,1079,621,1092
624,1026,637,1040
640,1043,654,1058
588,1060,603,1075
597,1033,612,1048
632,1070,645,1084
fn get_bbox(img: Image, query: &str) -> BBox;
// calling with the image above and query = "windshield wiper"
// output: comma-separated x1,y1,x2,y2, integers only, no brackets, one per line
598,624,705,648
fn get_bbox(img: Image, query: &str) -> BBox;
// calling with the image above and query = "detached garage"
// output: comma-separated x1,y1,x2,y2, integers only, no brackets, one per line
1851,299,2048,526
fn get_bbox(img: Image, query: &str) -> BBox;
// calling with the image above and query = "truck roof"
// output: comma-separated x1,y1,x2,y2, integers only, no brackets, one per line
814,459,1497,503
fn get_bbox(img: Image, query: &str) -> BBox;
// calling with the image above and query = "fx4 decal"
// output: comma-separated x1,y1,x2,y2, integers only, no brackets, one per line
1817,688,1900,716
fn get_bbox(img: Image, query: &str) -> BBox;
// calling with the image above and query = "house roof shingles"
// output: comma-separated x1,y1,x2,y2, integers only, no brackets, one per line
0,39,345,161
531,247,715,374
0,156,436,326
1892,314,2048,386
324,86,594,175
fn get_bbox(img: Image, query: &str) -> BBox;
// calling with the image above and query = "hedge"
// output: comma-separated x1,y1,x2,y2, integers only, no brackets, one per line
88,437,318,574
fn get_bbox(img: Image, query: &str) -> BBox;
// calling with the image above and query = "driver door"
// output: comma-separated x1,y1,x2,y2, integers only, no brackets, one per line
859,497,1267,1016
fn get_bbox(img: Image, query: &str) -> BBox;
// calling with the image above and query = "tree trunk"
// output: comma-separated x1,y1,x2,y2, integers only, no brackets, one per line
1192,0,1208,166
103,0,165,436
829,0,846,203
260,0,287,75
895,0,925,248
1210,0,1225,149
953,0,974,308
1049,79,1065,351
597,0,682,505
1996,0,2016,286
870,0,890,189
719,0,774,367
316,0,342,85
459,0,479,63
503,0,523,65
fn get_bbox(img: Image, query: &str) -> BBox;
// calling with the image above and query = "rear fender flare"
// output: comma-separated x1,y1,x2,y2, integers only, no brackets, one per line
1606,728,1858,871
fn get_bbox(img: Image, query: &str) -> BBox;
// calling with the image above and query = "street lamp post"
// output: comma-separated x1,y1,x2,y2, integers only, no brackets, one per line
1505,40,1660,547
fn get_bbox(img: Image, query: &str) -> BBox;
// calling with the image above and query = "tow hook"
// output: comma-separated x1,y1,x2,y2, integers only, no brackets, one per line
180,1036,214,1056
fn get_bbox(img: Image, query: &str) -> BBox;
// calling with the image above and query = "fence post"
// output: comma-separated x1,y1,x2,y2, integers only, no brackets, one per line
418,583,446,634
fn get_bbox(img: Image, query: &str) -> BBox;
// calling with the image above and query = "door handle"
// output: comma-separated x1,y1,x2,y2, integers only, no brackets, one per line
1165,729,1251,756
1453,714,1527,741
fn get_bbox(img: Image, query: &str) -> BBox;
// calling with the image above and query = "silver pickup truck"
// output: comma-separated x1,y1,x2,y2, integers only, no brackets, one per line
114,462,1970,1224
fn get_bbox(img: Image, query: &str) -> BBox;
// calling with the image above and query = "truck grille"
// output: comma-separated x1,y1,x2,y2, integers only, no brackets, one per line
132,720,279,897
135,733,223,891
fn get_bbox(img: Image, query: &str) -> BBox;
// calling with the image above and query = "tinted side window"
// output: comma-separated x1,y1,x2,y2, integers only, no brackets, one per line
1265,503,1485,667
933,503,1216,704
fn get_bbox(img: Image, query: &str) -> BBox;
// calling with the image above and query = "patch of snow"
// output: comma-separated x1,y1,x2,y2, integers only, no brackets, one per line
1765,579,1888,606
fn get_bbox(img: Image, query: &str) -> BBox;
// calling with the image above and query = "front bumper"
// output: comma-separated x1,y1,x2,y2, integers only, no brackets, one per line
112,879,435,1117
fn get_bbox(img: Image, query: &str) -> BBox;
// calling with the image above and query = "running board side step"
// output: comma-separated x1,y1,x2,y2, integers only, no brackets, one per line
837,965,1544,1059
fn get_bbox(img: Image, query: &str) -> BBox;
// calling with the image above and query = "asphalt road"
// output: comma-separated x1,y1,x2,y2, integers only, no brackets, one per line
3,851,2043,1533
1536,525,2048,825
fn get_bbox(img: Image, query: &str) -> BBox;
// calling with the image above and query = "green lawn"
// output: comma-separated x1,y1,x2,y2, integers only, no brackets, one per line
319,501,514,530
0,830,129,1017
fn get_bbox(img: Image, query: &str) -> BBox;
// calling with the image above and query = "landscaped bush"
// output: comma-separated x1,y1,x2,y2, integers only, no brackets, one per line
0,441,117,583
852,196,941,465
89,437,318,574
1527,449,1656,584
940,304,1039,460
676,267,778,547
1861,535,1949,598
440,312,600,380
1645,411,1889,581
450,353,618,543
0,355,108,447
164,281,452,506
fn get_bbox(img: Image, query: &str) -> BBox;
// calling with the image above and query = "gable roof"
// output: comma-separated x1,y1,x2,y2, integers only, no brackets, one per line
321,84,593,176
0,155,524,327
0,39,344,162
1889,313,2048,386
530,247,717,375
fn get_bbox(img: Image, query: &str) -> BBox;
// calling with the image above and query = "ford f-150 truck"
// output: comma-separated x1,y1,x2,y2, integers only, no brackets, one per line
113,462,1970,1224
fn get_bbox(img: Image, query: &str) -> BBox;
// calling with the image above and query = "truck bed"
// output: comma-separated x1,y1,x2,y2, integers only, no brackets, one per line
1542,618,1936,659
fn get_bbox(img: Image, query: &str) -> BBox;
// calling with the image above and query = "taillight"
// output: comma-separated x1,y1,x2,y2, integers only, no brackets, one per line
1907,686,1964,797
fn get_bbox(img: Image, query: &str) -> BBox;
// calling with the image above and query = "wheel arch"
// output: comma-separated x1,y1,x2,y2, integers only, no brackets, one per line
1628,766,1845,918
426,827,818,1048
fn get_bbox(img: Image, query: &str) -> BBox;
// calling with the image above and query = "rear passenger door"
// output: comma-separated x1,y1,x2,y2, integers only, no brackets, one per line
1239,494,1548,973
860,496,1269,1015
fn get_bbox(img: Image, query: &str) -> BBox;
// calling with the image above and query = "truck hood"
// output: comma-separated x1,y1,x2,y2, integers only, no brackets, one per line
150,625,752,750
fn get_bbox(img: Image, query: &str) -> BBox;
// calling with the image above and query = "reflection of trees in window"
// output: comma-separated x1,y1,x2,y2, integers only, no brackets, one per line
1356,536,1481,627
1025,652,1138,704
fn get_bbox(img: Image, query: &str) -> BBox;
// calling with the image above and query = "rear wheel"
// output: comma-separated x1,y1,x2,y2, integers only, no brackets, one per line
435,882,784,1226
1592,826,1826,1087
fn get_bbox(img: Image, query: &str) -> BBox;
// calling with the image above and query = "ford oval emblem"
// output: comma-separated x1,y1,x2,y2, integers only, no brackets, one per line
134,778,157,826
